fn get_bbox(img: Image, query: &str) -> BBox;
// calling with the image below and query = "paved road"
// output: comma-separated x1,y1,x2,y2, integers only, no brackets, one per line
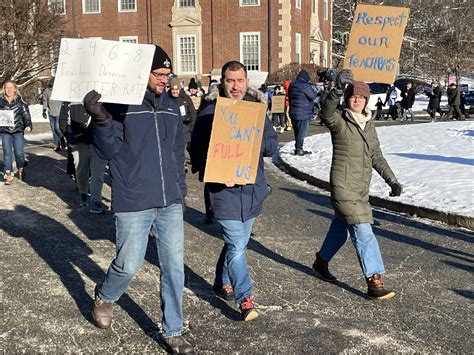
1,119,473,353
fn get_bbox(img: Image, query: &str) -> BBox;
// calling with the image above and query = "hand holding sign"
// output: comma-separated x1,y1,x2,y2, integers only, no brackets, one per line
83,90,112,127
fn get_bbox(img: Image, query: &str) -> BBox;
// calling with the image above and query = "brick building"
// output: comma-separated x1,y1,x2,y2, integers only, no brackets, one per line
53,0,332,81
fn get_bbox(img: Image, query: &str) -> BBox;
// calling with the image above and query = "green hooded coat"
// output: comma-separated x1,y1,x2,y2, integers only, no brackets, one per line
321,90,397,225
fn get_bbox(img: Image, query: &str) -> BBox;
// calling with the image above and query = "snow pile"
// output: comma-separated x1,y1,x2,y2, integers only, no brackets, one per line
280,121,474,218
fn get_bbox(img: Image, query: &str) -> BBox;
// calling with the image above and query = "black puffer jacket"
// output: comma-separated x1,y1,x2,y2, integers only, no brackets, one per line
0,96,32,134
59,102,92,145
169,89,196,143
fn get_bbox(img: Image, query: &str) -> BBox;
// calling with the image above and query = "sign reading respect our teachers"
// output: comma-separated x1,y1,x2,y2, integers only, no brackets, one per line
51,38,155,104
204,97,267,185
343,4,410,84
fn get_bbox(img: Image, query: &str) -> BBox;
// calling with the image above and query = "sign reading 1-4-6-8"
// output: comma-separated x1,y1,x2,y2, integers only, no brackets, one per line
343,4,410,84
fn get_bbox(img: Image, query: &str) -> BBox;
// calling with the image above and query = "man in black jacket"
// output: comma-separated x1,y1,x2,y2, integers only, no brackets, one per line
190,61,277,321
400,81,416,122
446,83,463,120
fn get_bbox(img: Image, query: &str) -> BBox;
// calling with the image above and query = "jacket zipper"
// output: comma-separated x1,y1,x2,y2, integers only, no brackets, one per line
154,110,167,206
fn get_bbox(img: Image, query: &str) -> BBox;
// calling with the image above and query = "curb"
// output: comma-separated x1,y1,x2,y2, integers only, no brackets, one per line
278,157,474,231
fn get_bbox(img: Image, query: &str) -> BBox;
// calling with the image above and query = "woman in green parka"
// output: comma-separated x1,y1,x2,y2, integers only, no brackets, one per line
312,69,403,300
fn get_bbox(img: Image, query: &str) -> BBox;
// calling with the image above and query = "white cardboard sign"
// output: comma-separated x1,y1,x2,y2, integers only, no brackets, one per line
51,38,155,105
0,110,14,127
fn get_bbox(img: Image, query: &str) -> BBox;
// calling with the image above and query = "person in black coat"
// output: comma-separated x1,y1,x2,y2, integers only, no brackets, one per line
426,82,443,121
400,82,416,122
446,83,463,120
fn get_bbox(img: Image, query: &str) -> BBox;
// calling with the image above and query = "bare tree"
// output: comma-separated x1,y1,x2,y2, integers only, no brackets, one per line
0,0,67,99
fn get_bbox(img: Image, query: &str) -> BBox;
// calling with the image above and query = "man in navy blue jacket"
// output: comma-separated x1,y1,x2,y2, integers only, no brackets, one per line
189,61,277,321
288,69,317,156
83,46,194,354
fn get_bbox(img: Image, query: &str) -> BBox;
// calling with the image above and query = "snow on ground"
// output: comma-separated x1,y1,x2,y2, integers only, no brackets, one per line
280,121,474,218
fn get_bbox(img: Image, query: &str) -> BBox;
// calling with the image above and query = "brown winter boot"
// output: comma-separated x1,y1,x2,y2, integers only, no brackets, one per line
366,273,395,300
312,252,337,282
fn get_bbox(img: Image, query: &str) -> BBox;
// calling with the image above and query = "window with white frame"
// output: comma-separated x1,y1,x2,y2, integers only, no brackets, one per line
323,0,329,20
295,33,301,64
119,36,138,43
83,0,100,13
119,0,136,12
296,0,301,9
48,0,65,14
240,0,260,5
178,35,197,74
240,32,260,71
179,0,195,7
312,0,316,15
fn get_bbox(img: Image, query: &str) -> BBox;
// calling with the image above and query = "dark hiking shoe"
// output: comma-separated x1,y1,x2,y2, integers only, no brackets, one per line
295,149,312,156
80,194,88,207
92,293,113,329
367,273,395,300
312,252,337,282
239,296,259,321
213,284,234,301
163,335,195,354
90,201,105,214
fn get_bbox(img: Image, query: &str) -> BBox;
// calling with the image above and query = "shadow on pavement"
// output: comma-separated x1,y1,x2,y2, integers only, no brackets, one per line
0,205,162,341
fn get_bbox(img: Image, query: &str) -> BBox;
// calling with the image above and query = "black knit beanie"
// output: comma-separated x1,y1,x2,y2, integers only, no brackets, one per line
151,45,172,72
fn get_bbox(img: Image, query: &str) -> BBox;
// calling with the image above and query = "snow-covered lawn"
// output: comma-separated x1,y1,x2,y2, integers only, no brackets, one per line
280,121,474,218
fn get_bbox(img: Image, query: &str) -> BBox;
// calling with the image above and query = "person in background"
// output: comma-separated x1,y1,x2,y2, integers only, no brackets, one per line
384,85,398,120
312,69,402,301
283,79,292,131
426,82,443,121
40,77,66,151
445,83,463,120
0,80,32,184
59,102,106,214
288,69,317,155
169,77,197,173
83,45,194,354
400,81,415,122
187,78,203,111
270,85,287,133
190,60,277,321
375,97,384,120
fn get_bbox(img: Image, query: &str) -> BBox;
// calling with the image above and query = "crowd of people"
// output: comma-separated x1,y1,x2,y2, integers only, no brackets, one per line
0,44,470,353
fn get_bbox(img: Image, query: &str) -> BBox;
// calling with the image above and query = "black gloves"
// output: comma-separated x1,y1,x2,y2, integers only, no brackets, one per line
334,69,354,95
83,90,112,127
42,109,47,119
389,181,403,197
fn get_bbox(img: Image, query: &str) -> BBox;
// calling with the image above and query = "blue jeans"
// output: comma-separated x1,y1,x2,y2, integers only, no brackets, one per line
318,218,385,277
291,119,310,150
48,115,63,145
1,132,25,172
97,204,185,337
215,218,255,304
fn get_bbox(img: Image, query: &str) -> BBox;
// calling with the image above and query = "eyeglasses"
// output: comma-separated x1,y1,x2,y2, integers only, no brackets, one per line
151,72,173,80
348,95,366,101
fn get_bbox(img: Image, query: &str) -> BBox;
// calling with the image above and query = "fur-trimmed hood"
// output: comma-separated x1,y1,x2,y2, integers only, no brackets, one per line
202,84,267,105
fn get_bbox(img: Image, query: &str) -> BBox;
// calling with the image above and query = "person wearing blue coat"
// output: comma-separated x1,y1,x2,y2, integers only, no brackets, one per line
83,46,194,354
288,69,317,156
190,61,277,321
